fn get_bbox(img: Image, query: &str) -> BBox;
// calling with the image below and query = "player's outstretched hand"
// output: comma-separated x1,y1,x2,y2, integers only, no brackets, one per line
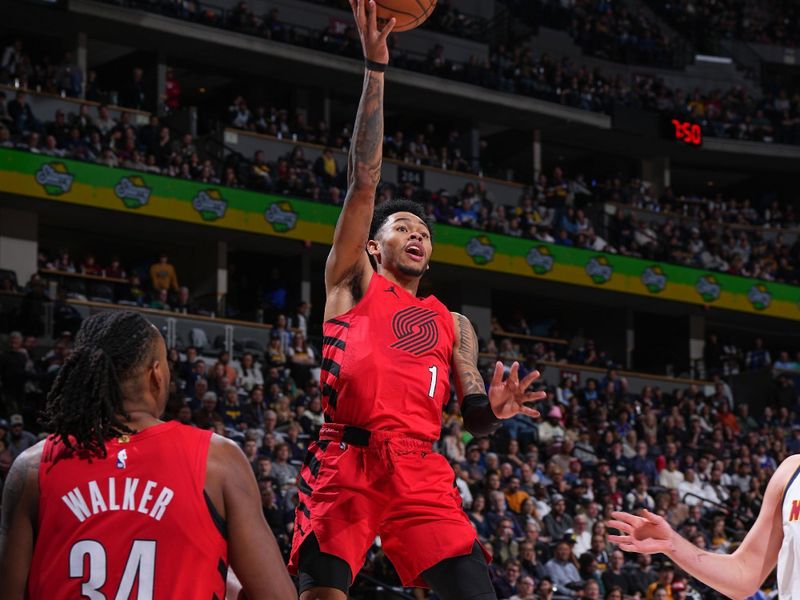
488,361,545,420
349,0,395,64
607,509,674,555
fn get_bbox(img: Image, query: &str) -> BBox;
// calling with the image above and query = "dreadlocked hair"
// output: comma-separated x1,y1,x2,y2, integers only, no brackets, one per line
42,311,159,457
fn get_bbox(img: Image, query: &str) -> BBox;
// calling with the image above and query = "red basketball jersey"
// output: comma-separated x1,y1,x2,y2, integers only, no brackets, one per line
321,272,455,441
28,421,228,600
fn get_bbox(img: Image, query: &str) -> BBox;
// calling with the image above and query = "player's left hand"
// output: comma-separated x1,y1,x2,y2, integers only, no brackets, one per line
487,361,545,420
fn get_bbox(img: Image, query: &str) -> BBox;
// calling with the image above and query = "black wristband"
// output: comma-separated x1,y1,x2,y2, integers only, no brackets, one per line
365,59,388,72
461,393,501,436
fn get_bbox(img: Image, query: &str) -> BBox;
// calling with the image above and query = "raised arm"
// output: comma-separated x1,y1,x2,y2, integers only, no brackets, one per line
0,443,43,600
451,313,544,437
324,0,395,294
608,454,797,600
208,436,296,600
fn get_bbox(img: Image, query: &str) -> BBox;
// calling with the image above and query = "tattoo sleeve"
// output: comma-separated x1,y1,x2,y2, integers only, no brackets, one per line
453,313,487,398
347,70,384,190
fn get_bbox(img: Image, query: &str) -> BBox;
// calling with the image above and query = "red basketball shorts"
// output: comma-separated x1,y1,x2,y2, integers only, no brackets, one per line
288,424,487,587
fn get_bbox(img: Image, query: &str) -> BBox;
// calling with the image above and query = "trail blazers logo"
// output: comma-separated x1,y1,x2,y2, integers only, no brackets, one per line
35,163,74,195
390,306,439,356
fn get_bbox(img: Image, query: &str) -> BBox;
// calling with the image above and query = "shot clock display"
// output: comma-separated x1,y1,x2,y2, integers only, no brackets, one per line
668,118,703,146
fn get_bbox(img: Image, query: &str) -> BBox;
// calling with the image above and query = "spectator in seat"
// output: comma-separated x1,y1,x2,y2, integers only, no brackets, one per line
237,352,264,392
545,541,581,596
0,333,29,415
173,286,196,314
150,253,179,293
81,254,101,276
164,68,181,111
149,288,171,311
8,91,38,134
493,558,522,599
543,493,573,542
645,563,675,600
7,413,37,458
250,150,272,190
313,147,339,187
602,550,636,597
271,442,298,493
192,391,220,429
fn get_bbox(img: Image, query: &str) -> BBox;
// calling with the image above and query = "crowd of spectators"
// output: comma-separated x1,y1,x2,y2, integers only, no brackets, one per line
3,87,799,287
648,0,800,51
88,0,800,148
505,0,689,69
2,312,799,598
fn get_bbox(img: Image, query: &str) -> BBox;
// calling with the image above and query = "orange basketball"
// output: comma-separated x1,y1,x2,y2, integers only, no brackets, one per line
375,0,437,32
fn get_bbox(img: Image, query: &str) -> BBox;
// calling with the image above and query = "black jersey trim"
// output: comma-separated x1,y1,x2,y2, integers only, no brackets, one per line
320,358,341,378
322,336,346,350
325,318,350,328
204,490,228,540
322,384,338,409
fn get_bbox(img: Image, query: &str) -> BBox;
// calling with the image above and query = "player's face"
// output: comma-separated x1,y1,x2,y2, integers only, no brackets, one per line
370,212,432,279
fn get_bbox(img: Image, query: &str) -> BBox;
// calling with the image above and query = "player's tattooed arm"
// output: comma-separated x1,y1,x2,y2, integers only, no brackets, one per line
451,312,487,398
347,70,384,191
0,443,42,596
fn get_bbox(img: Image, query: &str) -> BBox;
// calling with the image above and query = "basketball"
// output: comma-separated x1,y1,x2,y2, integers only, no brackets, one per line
375,0,437,32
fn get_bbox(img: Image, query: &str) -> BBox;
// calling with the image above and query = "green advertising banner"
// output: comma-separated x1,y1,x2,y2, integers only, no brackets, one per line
1,148,799,320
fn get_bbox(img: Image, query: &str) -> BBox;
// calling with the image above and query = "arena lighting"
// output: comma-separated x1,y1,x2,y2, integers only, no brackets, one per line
695,54,733,64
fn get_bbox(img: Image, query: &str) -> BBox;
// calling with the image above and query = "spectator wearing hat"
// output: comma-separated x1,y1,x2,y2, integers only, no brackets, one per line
539,405,565,445
543,494,573,543
545,541,581,597
7,413,36,458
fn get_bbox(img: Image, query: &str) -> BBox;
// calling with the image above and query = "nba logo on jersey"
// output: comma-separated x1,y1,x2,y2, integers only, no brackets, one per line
116,449,128,469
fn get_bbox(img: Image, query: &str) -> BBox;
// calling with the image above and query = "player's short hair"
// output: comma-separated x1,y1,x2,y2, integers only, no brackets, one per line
368,199,433,242
42,311,160,457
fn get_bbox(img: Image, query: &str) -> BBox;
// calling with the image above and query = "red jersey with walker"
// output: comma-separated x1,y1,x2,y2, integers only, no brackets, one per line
320,272,455,441
28,421,228,600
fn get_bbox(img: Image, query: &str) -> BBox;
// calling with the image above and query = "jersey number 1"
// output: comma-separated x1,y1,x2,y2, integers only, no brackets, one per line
70,539,155,599
428,365,438,398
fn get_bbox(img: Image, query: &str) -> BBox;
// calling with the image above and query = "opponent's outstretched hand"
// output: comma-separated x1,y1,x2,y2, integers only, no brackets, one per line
488,361,545,420
349,0,395,64
607,509,674,555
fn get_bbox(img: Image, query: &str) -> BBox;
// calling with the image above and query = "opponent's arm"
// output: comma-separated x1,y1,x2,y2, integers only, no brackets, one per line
451,313,544,436
0,443,43,600
609,454,794,600
324,0,395,294
209,436,296,600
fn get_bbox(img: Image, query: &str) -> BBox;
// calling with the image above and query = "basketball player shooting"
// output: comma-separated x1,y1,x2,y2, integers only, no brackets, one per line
286,2,546,599
0,312,296,599
608,453,800,598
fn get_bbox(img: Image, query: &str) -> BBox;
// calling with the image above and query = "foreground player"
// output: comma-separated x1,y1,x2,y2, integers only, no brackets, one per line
0,311,296,599
608,453,800,598
287,2,545,599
